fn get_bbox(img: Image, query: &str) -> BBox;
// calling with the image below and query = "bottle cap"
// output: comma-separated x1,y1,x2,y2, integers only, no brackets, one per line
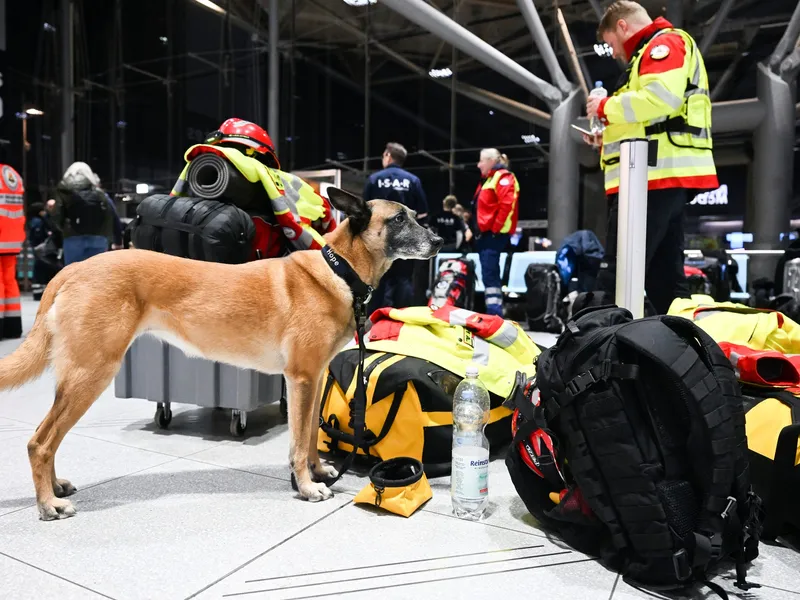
595,80,603,88
466,365,479,378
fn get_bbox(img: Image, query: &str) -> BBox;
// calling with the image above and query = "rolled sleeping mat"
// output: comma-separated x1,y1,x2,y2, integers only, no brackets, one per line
186,152,269,211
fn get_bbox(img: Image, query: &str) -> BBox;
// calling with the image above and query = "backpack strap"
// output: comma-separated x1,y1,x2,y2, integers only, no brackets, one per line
615,317,741,566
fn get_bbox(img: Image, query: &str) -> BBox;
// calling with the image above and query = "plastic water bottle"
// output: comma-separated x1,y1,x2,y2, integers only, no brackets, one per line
451,364,491,520
589,80,607,134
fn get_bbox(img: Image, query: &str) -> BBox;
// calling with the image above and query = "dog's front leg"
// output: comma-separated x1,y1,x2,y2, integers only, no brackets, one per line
286,371,334,502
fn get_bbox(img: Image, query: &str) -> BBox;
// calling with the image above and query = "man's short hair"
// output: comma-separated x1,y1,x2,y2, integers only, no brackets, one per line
597,1,651,40
443,195,457,210
384,142,408,166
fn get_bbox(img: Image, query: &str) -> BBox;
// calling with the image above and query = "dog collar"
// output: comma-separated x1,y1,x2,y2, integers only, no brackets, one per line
321,246,373,307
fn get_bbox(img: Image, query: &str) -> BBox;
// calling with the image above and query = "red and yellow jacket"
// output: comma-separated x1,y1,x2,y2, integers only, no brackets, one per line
0,165,26,255
474,168,520,235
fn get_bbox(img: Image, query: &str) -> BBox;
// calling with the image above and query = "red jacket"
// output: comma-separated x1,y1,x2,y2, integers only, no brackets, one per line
474,168,519,235
0,165,26,255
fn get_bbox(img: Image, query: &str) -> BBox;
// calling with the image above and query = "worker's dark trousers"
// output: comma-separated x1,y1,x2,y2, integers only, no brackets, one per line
595,187,691,315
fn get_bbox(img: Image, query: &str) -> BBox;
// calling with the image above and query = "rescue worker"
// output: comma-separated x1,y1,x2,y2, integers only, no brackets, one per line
472,149,519,317
433,195,472,252
0,164,27,339
585,0,718,315
171,118,336,259
363,142,428,313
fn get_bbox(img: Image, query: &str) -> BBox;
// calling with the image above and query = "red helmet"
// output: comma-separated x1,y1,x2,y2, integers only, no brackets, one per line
206,118,280,168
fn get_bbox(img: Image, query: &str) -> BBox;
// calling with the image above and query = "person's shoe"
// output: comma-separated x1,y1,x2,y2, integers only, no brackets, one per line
2,316,23,339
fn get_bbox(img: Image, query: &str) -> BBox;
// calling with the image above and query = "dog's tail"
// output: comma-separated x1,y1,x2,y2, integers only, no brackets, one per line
0,271,61,391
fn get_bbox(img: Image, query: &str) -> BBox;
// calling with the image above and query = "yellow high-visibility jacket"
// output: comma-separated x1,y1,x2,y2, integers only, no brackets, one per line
598,17,718,195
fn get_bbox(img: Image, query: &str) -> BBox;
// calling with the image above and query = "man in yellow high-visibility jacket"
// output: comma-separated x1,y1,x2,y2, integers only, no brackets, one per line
585,1,718,314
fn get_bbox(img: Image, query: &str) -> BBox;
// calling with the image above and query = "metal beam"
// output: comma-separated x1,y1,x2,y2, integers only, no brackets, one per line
769,0,800,73
699,0,737,55
555,8,588,99
548,89,582,246
780,45,800,83
60,0,75,174
456,82,550,127
667,0,683,28
587,0,603,20
711,98,765,133
516,0,572,95
379,0,564,107
268,0,279,154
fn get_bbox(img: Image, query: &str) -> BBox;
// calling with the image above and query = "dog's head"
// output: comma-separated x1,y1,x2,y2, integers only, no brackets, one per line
327,188,443,261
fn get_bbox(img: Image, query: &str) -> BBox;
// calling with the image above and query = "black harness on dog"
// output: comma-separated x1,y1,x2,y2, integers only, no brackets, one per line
290,246,373,493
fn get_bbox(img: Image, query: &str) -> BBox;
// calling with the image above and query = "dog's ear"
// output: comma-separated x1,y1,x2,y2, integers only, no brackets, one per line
326,187,371,235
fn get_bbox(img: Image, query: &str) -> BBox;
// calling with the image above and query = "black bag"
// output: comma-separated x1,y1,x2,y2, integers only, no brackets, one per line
132,194,255,264
525,263,564,333
63,187,109,235
506,305,762,592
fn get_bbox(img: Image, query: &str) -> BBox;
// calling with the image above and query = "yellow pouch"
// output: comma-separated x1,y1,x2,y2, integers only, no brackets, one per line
354,457,432,518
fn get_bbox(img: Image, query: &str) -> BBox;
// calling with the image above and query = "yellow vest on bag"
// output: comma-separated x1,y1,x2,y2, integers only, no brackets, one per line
600,28,716,194
668,295,800,354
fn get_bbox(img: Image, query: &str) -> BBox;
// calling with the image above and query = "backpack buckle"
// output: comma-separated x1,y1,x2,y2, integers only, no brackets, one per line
565,370,597,397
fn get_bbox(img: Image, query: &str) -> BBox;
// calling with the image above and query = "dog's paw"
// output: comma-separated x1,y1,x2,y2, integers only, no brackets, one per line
38,498,76,521
310,463,338,483
299,481,334,503
53,478,77,498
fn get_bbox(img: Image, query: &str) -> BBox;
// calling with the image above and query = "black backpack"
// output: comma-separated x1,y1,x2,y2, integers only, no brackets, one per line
506,305,762,595
64,187,109,235
524,263,564,333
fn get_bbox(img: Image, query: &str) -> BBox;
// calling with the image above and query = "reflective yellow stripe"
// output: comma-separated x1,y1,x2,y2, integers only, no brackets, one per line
644,81,683,110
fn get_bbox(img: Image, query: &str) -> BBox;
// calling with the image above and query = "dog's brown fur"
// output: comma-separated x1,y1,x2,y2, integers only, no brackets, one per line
0,189,441,520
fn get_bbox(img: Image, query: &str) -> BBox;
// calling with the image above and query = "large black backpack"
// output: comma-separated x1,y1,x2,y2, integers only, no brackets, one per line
524,263,564,333
506,305,762,594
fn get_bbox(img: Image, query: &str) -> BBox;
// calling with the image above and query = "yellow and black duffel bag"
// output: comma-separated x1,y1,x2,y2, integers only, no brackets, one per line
317,349,516,476
742,384,800,538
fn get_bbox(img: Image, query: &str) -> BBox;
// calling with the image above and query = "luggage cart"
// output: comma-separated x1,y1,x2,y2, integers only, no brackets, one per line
115,335,285,437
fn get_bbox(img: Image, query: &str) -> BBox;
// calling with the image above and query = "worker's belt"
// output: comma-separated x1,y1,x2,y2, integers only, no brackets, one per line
644,116,703,137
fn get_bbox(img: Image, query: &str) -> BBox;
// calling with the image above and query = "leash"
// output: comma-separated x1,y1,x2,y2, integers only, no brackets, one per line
291,245,373,492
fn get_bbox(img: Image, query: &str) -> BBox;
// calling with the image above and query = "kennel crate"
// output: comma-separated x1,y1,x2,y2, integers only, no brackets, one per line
114,335,285,436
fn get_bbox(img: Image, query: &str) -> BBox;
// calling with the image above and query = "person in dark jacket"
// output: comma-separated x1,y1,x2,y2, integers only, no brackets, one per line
363,143,429,313
26,202,62,299
52,161,123,265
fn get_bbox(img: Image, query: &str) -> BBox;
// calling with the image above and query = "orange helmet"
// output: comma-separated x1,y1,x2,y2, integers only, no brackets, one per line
206,118,280,168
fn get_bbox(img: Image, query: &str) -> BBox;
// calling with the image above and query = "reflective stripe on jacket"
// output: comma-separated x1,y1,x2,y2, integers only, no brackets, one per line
359,305,538,399
0,165,26,255
599,22,718,195
474,168,520,234
171,144,336,251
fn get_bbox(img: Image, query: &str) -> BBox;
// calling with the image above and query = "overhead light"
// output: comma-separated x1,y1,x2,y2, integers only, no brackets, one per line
429,67,453,79
594,43,613,57
521,134,541,144
25,108,44,116
136,183,150,194
342,0,377,5
192,0,225,14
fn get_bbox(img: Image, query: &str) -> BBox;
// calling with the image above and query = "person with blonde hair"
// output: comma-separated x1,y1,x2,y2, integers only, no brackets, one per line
585,0,716,314
471,148,519,316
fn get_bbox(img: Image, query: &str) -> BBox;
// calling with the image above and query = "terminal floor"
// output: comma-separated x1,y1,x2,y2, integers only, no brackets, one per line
1,297,798,600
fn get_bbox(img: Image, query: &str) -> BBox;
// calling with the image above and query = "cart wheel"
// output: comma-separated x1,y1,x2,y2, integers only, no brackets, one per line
155,403,172,429
230,410,247,437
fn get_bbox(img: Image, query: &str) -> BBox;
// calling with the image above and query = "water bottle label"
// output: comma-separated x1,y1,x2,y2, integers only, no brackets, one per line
452,446,489,501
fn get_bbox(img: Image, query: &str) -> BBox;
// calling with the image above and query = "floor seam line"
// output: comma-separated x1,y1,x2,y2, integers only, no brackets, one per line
65,430,209,459
184,499,354,600
180,455,292,484
0,550,118,600
608,573,620,600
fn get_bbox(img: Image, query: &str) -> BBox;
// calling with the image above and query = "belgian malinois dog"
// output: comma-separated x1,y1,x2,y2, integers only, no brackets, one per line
0,188,442,520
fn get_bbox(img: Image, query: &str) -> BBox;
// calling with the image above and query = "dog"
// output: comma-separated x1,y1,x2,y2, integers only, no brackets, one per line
0,188,443,520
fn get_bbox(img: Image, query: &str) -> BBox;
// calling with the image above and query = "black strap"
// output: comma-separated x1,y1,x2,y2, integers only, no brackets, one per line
644,116,703,137
549,361,639,415
321,245,374,305
324,303,369,487
762,422,800,540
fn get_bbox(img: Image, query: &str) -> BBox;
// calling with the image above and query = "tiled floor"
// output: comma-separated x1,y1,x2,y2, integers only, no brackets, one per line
1,297,798,600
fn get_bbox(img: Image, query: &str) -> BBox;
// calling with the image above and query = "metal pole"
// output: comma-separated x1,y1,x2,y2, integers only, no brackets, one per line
379,0,563,108
555,8,588,99
699,0,737,55
60,0,74,174
667,0,683,29
363,5,370,173
450,2,459,194
516,0,571,96
768,0,800,73
268,0,279,155
547,89,581,246
615,139,649,319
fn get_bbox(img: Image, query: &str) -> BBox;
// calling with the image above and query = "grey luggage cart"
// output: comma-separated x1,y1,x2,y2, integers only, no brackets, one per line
114,335,285,437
